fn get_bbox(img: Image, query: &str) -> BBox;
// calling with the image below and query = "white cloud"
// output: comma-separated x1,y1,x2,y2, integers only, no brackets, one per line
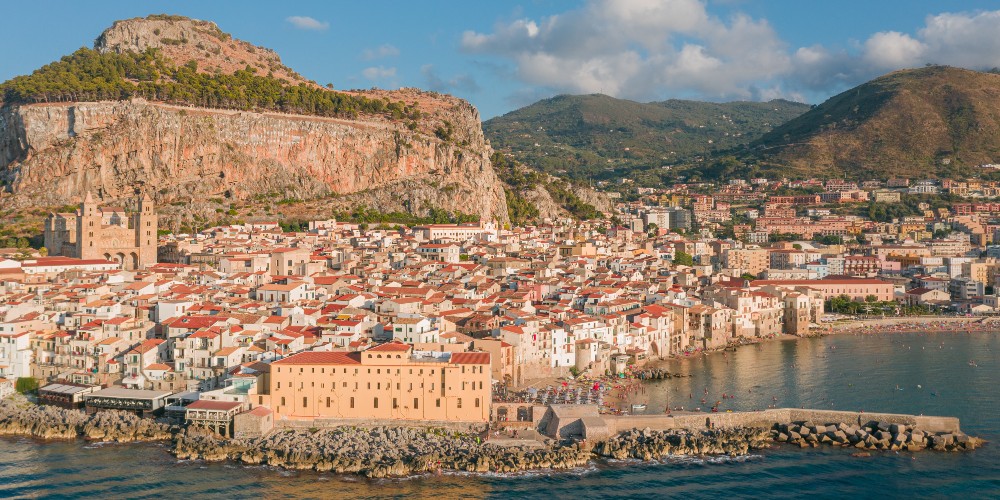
361,44,400,60
918,10,1000,68
286,16,329,31
863,32,925,69
461,0,791,101
362,66,397,80
463,2,1000,104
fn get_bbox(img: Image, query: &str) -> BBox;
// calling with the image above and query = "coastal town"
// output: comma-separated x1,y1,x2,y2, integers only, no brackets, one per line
1,175,998,439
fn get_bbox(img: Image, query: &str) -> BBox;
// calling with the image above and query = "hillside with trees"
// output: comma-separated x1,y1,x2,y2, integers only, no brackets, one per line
751,66,1000,179
483,94,809,185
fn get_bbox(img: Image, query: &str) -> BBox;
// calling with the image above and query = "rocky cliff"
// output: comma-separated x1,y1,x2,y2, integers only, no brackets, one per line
0,16,509,226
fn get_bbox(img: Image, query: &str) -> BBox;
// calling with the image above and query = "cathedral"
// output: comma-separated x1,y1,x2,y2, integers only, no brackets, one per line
44,193,158,270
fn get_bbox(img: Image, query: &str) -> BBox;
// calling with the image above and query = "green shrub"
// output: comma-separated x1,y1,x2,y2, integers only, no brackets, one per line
15,377,39,394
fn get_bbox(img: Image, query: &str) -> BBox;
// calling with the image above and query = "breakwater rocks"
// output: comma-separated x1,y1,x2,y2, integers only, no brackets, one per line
0,396,172,442
634,369,687,381
593,427,773,460
771,421,983,452
174,426,592,478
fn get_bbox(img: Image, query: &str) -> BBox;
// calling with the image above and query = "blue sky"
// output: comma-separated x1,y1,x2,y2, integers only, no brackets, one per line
3,1,1000,119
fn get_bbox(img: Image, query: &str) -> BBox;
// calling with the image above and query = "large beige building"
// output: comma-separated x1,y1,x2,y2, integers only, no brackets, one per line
751,278,895,302
265,342,491,422
44,193,158,270
723,248,770,276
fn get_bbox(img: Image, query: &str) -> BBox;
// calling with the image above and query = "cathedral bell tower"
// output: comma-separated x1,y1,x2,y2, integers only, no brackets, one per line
135,192,158,268
77,192,100,259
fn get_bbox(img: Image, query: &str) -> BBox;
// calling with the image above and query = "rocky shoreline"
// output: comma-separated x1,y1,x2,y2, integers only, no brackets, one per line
175,426,592,477
0,395,984,478
0,395,172,442
593,427,773,460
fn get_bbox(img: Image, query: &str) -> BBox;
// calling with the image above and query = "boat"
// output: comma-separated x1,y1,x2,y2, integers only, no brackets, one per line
631,404,647,412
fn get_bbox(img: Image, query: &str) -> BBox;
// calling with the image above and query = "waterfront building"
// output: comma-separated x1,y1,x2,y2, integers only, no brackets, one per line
264,342,491,422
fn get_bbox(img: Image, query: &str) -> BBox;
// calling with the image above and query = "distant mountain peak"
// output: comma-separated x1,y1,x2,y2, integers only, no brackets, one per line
753,65,1000,178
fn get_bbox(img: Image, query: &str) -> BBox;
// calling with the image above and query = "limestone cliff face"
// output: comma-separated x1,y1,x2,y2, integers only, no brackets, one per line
0,98,509,223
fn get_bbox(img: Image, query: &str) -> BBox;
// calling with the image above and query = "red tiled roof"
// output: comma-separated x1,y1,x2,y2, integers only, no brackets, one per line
272,351,362,365
450,352,490,365
368,342,412,352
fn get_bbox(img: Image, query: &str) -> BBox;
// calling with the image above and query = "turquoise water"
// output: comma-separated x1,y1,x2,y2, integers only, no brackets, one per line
1,332,998,499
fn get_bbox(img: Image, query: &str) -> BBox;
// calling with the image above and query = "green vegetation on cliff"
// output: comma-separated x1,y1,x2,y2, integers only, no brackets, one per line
333,206,479,227
0,48,419,120
492,153,602,223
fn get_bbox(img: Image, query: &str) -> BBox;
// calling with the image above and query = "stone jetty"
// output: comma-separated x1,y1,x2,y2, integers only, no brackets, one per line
0,395,172,442
771,420,983,452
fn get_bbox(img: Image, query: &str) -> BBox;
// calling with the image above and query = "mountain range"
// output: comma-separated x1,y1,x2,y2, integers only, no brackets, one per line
486,66,1000,183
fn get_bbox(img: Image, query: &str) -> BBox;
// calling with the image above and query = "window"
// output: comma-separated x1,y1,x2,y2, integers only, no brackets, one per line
392,398,398,409
280,397,286,406
414,398,419,409
342,382,347,388
302,397,308,407
374,398,379,409
457,398,463,409
436,398,441,408
475,398,480,408
350,397,355,408
326,397,331,408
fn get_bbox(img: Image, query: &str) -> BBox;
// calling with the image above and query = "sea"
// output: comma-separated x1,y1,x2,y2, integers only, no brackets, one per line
1,331,998,499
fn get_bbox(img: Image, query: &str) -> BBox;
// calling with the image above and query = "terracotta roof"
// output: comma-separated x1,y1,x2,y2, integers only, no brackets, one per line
450,352,490,365
247,406,273,416
368,342,412,352
272,351,362,365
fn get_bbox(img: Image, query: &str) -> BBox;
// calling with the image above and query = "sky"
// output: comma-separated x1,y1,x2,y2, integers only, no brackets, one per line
3,1,1000,119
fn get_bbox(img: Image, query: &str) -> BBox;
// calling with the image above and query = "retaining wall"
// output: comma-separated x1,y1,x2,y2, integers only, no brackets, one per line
276,417,487,433
591,408,960,438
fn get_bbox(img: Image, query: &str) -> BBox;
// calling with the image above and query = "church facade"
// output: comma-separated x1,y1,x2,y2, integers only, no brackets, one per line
44,193,158,270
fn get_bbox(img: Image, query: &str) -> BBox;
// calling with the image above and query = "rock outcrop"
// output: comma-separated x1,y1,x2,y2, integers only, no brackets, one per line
593,427,773,460
94,15,305,85
0,16,510,225
0,395,172,442
174,425,592,478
